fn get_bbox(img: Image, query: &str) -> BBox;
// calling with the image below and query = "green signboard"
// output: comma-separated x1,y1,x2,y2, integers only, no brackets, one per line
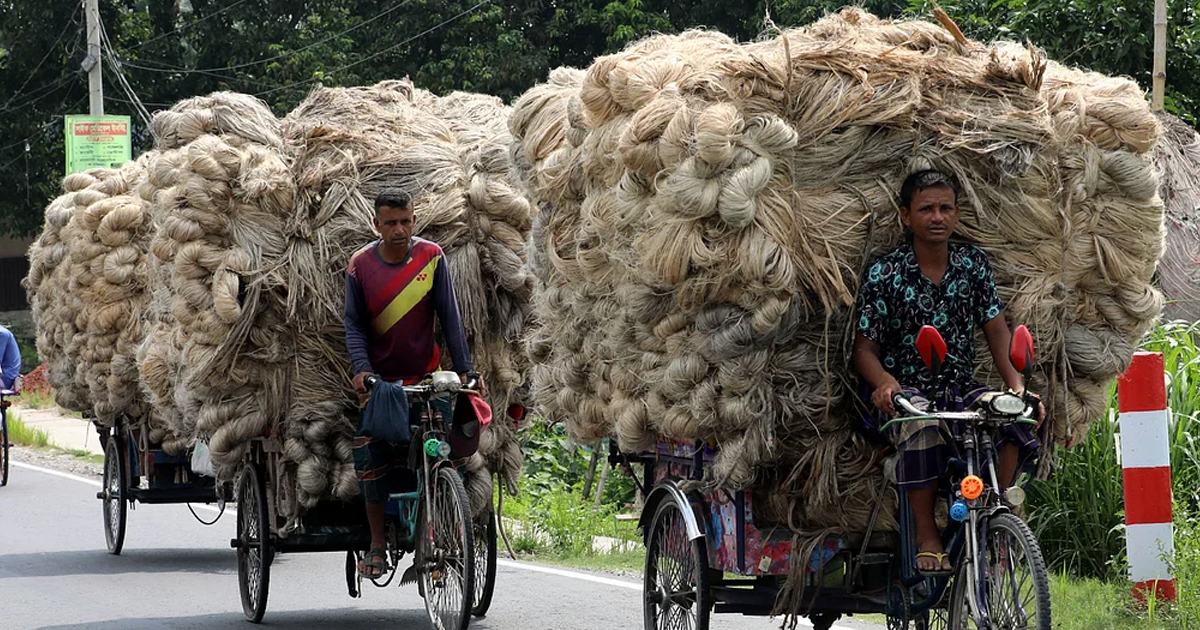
64,115,132,174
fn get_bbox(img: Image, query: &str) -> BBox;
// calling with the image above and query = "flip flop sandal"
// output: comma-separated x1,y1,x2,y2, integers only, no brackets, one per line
916,551,954,577
359,548,388,579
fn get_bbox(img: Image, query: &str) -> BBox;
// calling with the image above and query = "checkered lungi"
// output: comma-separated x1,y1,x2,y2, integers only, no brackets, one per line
858,380,1040,489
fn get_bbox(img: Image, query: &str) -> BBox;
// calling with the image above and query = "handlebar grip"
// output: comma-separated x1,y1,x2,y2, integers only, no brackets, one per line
364,374,379,388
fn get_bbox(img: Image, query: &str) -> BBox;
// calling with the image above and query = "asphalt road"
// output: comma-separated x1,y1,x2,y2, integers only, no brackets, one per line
0,455,882,630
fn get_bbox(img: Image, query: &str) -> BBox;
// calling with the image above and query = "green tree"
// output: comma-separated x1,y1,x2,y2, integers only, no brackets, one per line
1,0,1197,241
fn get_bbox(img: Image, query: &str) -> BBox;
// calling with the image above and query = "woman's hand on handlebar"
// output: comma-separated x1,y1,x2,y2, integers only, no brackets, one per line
872,377,902,416
1022,390,1046,428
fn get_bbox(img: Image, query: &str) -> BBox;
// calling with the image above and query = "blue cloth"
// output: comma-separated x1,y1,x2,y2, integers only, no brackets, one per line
0,326,21,389
359,379,411,444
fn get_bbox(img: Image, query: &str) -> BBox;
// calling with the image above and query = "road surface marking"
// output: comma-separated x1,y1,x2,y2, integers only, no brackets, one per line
15,460,862,629
13,461,223,513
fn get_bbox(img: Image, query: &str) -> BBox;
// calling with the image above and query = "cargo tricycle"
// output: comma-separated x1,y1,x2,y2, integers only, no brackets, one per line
632,325,1051,630
231,371,497,630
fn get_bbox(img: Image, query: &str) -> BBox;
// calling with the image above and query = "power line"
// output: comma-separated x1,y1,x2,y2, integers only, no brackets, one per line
114,57,252,83
256,0,491,99
0,95,89,156
100,22,153,127
104,95,173,108
122,0,255,53
0,2,84,111
0,75,77,116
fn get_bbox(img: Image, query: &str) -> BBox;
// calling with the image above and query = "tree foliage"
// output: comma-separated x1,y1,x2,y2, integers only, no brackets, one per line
0,0,1197,238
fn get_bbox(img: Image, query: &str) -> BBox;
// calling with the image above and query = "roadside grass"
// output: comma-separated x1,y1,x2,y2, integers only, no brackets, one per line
20,388,57,410
6,411,102,465
7,413,50,448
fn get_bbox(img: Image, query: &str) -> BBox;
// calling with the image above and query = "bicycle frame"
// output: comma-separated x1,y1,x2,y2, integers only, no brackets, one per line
884,396,1038,628
384,382,466,550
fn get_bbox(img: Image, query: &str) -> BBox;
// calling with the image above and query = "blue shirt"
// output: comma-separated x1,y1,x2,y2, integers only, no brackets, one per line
0,326,21,390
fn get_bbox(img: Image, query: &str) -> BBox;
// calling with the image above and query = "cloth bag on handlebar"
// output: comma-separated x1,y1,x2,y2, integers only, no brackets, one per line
361,380,411,443
449,390,491,458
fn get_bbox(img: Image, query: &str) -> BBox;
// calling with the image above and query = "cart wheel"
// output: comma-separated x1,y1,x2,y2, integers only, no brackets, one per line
0,411,10,487
644,493,710,630
237,463,272,623
471,508,498,617
418,466,475,630
101,435,127,555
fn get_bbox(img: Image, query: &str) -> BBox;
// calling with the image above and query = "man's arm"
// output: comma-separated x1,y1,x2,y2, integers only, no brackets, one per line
344,270,374,388
431,255,472,374
982,315,1022,392
0,331,19,390
853,333,901,415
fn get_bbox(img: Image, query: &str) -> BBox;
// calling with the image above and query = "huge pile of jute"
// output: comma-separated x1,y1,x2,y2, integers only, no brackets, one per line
282,80,533,517
1153,112,1200,321
26,86,533,522
139,93,297,477
24,161,175,452
513,8,1163,548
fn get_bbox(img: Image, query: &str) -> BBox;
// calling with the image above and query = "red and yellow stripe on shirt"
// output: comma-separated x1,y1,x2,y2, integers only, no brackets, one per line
372,255,440,335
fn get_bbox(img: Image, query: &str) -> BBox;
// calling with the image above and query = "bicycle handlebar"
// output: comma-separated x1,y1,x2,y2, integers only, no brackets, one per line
363,373,480,395
879,392,1037,433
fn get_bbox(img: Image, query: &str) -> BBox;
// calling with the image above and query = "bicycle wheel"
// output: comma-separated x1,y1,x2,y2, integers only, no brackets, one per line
471,508,497,617
418,466,475,630
0,412,9,487
101,435,126,554
237,463,273,623
644,493,710,630
947,513,1050,630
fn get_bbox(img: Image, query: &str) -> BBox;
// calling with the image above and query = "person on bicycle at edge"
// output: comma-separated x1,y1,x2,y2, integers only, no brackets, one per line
852,170,1044,576
344,188,473,579
0,324,20,390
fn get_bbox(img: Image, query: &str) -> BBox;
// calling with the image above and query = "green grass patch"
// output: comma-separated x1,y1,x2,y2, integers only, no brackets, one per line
64,448,104,465
7,414,50,448
514,548,646,574
20,388,57,410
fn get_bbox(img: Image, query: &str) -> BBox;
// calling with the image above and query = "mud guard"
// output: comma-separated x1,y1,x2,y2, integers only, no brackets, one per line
638,477,706,542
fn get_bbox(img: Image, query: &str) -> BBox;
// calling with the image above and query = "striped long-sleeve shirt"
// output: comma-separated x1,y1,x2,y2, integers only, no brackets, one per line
344,238,471,382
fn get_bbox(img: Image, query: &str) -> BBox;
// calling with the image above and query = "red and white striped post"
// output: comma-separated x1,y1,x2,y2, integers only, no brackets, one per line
1117,351,1175,603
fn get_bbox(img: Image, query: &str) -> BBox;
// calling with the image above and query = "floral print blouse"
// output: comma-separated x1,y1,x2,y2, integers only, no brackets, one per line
856,241,1004,392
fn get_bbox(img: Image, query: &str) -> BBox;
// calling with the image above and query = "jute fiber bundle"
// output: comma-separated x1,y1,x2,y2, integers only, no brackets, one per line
1152,113,1200,322
281,80,534,517
140,92,296,465
513,6,1163,552
25,168,130,414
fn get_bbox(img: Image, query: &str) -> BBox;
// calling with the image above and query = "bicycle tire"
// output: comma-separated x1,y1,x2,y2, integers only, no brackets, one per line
948,513,1051,630
101,435,126,554
643,493,710,630
0,412,8,487
471,508,497,617
418,466,475,630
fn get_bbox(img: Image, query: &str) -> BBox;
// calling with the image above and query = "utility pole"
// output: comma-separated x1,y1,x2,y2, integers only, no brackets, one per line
84,0,103,115
1152,0,1167,112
